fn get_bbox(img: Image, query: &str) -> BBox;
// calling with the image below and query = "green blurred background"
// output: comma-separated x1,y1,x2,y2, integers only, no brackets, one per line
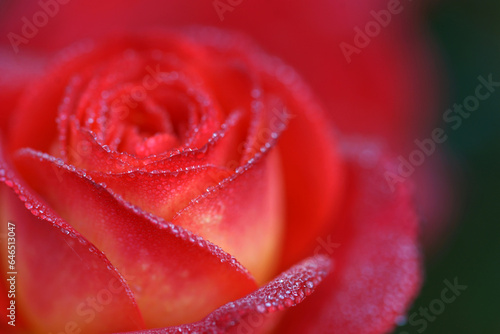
396,0,500,333
0,0,498,332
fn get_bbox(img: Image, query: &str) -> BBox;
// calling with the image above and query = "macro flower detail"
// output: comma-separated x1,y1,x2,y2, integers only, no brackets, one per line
0,28,420,334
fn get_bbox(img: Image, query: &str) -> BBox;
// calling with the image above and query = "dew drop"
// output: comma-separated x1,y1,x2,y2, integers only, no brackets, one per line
198,145,208,154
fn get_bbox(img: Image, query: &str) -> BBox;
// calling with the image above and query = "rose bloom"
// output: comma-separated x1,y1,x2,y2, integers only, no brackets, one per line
0,1,447,334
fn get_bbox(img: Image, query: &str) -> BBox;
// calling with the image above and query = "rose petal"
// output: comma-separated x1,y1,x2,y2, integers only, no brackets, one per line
89,165,232,222
12,149,259,328
263,73,344,270
185,27,345,272
173,149,285,284
120,254,332,334
275,140,422,334
411,149,458,255
68,109,243,174
0,150,144,333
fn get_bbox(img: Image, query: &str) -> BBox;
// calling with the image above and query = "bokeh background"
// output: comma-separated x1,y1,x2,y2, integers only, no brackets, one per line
0,0,499,333
397,0,500,333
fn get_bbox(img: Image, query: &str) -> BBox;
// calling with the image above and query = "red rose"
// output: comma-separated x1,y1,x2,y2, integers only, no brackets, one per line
0,28,421,334
0,0,453,252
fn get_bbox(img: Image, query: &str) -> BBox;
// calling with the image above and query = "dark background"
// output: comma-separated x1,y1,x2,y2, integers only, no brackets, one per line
396,0,500,333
